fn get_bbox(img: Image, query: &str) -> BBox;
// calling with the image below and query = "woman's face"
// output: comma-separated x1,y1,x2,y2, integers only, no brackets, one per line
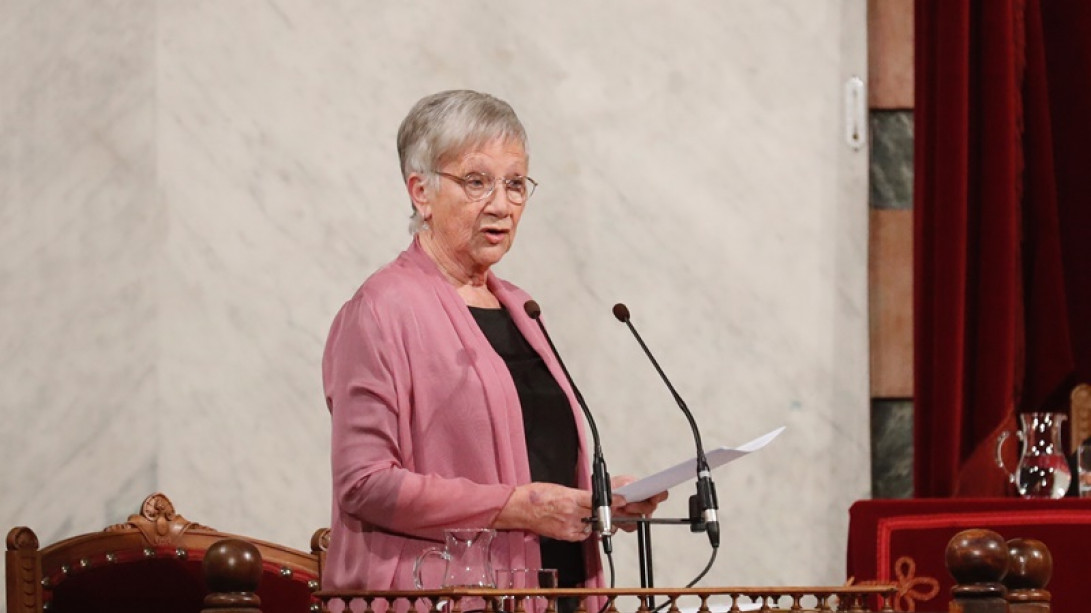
410,138,529,280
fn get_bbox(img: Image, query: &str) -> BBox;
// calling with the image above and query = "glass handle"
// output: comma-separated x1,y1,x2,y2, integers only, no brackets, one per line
995,431,1017,483
413,547,448,589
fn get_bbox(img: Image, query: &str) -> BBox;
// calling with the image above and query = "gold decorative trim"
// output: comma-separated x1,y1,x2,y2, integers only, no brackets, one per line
849,556,940,612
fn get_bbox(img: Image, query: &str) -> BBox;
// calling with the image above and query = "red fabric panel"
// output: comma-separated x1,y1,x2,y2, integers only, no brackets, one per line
914,0,1026,497
50,559,203,612
914,0,969,501
848,498,1091,612
1019,0,1077,414
1038,0,1091,387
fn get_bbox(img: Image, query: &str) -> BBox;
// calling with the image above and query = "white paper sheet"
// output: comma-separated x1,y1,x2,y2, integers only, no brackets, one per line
613,426,786,502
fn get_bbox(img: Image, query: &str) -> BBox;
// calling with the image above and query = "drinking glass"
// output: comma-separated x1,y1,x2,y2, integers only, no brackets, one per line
1078,437,1091,497
495,568,558,612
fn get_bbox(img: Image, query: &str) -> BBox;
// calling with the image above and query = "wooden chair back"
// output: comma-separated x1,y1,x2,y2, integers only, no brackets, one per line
6,492,329,613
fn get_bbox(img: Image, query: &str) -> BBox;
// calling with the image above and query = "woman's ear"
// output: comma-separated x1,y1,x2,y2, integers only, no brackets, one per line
407,173,431,222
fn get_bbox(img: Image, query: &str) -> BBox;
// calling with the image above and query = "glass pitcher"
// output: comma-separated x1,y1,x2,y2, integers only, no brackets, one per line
995,412,1072,499
413,528,496,589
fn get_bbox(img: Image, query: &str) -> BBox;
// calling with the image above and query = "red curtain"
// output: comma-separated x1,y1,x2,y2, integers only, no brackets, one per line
1034,1,1091,392
914,0,1091,497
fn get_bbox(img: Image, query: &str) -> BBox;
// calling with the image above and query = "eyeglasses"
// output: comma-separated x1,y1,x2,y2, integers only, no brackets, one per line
433,170,538,204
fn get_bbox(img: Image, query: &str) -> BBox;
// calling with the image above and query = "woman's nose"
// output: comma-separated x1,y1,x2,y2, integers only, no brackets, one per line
481,182,513,214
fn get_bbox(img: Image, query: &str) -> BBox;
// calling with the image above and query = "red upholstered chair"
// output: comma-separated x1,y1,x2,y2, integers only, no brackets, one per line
5,492,329,613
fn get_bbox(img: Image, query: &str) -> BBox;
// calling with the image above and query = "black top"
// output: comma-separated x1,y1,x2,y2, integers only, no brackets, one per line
469,306,587,588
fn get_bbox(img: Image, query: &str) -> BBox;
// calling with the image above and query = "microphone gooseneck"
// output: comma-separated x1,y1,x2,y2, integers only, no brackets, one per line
612,302,720,549
523,300,614,555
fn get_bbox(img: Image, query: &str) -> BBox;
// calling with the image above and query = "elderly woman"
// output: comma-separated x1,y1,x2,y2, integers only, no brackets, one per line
322,90,664,594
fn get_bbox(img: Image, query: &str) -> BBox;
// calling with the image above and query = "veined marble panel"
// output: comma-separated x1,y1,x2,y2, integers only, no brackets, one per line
871,400,914,499
1,0,868,597
0,0,159,556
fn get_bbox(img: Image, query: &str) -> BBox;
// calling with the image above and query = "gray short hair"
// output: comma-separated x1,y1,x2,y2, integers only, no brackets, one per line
397,90,528,233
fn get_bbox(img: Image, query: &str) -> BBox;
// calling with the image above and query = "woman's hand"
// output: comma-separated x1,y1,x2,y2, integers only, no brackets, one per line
609,475,669,532
493,483,594,542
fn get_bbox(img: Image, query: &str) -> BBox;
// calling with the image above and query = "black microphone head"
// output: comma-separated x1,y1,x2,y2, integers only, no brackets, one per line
523,300,542,320
612,303,630,323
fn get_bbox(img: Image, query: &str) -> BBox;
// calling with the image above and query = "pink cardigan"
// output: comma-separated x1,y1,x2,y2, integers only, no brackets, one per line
322,238,603,591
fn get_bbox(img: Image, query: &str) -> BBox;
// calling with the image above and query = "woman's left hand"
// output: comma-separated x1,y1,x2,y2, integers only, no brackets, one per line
608,475,668,532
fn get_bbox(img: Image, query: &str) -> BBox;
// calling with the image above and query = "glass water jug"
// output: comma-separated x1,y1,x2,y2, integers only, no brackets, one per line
413,528,496,589
995,412,1072,499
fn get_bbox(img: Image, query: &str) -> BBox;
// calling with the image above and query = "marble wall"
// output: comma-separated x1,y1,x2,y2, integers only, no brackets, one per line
1,0,868,599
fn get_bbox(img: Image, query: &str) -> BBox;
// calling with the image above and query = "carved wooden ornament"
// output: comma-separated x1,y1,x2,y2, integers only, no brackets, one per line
104,492,213,546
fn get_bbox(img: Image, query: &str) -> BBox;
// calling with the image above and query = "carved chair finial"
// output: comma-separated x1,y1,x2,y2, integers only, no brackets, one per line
1005,538,1052,607
946,528,1010,608
103,492,213,545
311,527,331,553
6,526,40,552
202,539,263,613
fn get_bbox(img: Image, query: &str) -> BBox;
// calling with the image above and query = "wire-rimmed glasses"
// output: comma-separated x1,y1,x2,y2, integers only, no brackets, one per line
433,170,538,204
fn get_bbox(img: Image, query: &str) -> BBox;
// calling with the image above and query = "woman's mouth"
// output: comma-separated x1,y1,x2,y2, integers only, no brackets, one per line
482,228,509,244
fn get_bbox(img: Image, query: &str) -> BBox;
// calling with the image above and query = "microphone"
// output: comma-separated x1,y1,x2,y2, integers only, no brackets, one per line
523,300,613,554
612,303,720,548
